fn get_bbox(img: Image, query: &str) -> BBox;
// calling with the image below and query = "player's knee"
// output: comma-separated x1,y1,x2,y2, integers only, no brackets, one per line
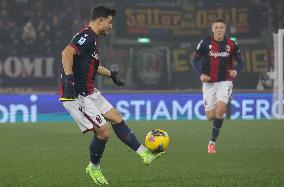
216,108,226,118
216,100,227,112
96,124,110,140
207,116,215,121
206,111,215,121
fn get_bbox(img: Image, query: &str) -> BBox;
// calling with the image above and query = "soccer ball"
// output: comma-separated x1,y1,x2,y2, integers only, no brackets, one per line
145,129,170,153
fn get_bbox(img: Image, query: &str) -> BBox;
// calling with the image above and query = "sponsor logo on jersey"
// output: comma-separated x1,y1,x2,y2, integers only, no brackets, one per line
209,51,230,58
78,37,86,45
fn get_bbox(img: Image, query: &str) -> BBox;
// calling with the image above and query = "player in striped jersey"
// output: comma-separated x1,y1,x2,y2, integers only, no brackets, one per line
191,18,244,154
59,6,162,185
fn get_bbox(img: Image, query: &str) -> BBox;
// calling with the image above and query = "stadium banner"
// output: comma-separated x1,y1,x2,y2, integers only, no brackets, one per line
0,56,59,90
0,93,282,123
115,1,262,41
0,45,270,92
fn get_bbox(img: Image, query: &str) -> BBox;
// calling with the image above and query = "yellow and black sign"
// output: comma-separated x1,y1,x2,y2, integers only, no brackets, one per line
117,4,261,40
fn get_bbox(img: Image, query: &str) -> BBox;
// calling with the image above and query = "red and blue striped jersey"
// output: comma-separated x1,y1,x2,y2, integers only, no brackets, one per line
192,36,244,82
66,26,99,95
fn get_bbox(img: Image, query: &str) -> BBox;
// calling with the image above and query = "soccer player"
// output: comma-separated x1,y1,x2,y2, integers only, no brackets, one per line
191,18,244,154
59,6,162,185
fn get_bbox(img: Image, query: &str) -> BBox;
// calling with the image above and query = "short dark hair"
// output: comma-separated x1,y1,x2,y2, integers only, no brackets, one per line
212,18,226,24
90,6,116,20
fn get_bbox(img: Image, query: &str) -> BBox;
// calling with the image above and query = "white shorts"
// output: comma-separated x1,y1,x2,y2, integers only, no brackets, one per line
202,81,233,111
62,89,113,133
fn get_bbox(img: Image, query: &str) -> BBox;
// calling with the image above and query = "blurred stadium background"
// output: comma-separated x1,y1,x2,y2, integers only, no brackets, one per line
0,0,284,186
1,0,283,121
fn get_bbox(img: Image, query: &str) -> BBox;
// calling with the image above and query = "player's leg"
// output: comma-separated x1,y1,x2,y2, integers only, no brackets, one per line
91,91,142,152
63,96,110,167
203,82,217,120
210,101,226,142
213,81,233,141
103,108,163,164
206,109,216,121
94,92,163,164
208,81,233,153
202,82,218,153
207,101,226,154
105,108,141,151
82,96,111,184
206,107,218,153
62,96,109,184
86,125,110,185
89,124,109,167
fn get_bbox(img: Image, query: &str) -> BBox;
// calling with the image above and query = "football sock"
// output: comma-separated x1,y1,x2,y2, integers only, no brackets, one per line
89,135,107,165
211,118,224,142
209,140,215,145
112,120,141,151
89,162,100,169
136,144,147,154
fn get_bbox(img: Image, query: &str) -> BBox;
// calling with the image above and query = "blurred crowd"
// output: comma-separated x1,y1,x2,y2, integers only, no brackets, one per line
0,0,86,56
0,0,283,92
0,0,283,57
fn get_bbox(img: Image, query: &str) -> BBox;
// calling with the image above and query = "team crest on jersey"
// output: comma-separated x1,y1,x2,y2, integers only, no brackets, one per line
225,45,230,52
91,51,99,59
209,45,212,49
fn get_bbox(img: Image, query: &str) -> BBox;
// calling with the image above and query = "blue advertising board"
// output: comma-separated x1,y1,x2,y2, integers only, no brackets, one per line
0,93,282,123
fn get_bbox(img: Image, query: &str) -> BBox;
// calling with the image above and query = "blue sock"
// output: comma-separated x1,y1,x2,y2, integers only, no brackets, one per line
211,118,224,142
112,120,141,151
89,135,107,165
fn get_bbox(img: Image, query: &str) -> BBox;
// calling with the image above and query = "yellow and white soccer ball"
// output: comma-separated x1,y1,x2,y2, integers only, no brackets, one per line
145,129,170,153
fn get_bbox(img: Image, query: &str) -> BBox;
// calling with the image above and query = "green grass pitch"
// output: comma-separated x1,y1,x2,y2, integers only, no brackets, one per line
0,120,284,187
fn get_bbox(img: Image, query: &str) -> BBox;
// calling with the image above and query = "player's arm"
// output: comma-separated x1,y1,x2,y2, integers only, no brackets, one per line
228,41,244,78
191,40,210,82
191,51,202,75
62,31,91,74
60,32,92,101
59,45,77,101
97,65,112,77
97,65,125,86
62,45,76,74
234,43,244,73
